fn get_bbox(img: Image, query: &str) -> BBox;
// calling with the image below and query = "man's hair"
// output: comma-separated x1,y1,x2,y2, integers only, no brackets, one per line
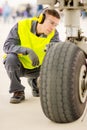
37,8,60,24
44,9,60,19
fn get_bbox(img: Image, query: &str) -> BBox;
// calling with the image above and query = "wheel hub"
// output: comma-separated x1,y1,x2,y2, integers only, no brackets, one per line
79,65,87,103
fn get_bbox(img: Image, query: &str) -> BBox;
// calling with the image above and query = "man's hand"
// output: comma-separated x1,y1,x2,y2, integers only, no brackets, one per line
26,48,39,66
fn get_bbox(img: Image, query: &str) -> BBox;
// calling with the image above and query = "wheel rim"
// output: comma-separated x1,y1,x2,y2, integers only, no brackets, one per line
79,65,87,103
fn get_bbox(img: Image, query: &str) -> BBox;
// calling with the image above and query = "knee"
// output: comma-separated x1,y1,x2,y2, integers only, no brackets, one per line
5,53,19,66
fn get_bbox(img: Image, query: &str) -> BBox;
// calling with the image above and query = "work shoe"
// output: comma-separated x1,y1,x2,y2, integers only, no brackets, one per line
10,91,25,104
28,78,39,97
32,87,39,97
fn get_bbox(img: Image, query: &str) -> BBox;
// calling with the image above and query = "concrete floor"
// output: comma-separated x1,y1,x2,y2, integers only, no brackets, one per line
0,17,87,130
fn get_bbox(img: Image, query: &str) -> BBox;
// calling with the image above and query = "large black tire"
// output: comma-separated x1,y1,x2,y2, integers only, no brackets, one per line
39,42,87,123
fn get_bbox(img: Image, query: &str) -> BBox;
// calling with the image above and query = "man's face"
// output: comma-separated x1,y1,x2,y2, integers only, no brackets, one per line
42,14,60,35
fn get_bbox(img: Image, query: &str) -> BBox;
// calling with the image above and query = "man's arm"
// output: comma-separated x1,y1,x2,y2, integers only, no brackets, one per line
50,29,60,42
3,23,28,55
45,29,60,51
3,23,39,66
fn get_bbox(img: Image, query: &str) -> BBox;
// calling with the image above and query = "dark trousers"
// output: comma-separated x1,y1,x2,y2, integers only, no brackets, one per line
4,53,40,93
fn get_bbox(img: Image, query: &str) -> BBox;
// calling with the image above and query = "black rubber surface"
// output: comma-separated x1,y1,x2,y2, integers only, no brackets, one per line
40,42,86,123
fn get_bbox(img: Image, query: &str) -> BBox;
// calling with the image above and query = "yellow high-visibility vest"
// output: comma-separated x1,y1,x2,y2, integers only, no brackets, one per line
18,18,55,69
